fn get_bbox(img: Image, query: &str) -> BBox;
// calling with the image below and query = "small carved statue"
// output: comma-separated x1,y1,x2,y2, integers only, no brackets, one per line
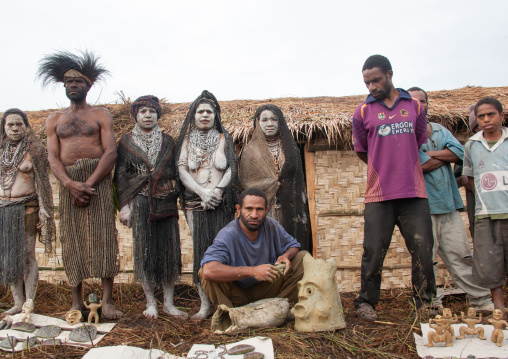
442,308,458,339
19,299,34,323
457,307,486,340
176,90,239,320
0,109,55,318
65,310,83,325
84,294,102,325
488,309,508,347
425,315,453,347
294,254,346,332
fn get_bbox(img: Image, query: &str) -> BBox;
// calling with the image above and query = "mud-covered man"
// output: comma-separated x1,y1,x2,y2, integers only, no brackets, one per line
39,50,122,319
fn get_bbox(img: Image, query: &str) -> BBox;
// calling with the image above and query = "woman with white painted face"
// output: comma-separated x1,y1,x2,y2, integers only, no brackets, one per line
114,95,187,319
0,108,55,317
239,104,312,253
176,90,239,320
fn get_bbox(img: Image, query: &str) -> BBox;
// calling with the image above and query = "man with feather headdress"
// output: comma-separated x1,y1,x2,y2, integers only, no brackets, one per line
38,50,122,319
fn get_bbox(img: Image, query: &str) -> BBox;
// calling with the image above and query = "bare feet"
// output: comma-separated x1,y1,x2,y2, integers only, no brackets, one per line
143,305,158,319
163,305,188,319
192,284,213,320
101,303,123,320
3,305,22,316
191,305,213,321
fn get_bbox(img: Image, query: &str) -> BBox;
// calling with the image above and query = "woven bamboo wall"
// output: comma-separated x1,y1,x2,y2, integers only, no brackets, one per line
314,150,471,292
36,174,194,285
35,151,470,293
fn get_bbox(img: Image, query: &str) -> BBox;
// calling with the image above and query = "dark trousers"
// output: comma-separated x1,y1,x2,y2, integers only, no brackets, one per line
354,198,436,309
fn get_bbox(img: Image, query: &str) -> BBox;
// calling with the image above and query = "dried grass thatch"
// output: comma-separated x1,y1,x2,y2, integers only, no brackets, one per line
11,86,508,146
2,281,504,358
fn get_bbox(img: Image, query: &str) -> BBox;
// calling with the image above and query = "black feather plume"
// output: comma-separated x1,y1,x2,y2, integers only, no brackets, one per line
37,50,110,87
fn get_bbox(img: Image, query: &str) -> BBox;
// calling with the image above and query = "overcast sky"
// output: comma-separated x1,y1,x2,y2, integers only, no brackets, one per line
1,0,507,112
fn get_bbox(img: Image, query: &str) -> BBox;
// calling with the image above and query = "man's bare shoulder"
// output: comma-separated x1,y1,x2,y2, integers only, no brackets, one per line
91,106,113,123
45,109,68,126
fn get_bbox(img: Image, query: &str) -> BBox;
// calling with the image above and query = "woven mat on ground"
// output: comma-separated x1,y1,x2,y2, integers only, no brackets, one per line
188,336,273,359
83,345,184,359
0,313,115,352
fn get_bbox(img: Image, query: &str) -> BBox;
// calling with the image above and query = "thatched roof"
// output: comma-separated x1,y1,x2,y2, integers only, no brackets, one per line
13,86,508,145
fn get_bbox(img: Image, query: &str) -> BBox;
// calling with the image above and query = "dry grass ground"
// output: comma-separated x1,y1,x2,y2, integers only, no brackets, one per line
1,281,502,359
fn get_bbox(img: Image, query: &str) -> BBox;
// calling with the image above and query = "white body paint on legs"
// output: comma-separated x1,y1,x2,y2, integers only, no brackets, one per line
163,279,188,318
192,284,213,320
5,215,38,316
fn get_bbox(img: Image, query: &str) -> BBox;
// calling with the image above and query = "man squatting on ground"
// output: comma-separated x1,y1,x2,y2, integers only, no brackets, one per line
352,55,436,320
199,188,308,308
39,50,122,319
463,97,508,313
0,109,56,317
409,87,493,311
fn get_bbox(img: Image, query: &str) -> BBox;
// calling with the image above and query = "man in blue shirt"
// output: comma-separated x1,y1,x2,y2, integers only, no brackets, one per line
410,87,493,312
199,188,307,308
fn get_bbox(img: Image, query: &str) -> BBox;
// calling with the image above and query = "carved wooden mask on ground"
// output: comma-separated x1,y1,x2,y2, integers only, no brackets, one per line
294,253,346,332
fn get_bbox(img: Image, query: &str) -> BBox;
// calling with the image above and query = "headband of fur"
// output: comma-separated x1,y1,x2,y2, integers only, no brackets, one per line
37,50,109,87
130,95,162,120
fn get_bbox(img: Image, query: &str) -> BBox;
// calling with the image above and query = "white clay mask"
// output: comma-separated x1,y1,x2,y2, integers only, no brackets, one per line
259,110,279,138
136,106,158,132
194,103,215,130
4,114,27,142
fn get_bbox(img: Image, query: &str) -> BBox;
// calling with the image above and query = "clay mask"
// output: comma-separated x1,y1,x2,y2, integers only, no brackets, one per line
259,110,279,138
4,114,27,142
194,103,215,130
136,106,158,132
65,310,83,325
294,254,346,332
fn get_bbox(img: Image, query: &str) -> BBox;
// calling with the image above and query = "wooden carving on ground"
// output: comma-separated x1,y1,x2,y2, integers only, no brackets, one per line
294,253,346,332
441,308,458,339
488,309,508,347
425,315,453,347
211,298,289,334
457,307,486,340
84,294,102,326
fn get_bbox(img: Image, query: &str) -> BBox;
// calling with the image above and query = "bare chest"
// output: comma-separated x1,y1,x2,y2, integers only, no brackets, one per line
56,117,99,139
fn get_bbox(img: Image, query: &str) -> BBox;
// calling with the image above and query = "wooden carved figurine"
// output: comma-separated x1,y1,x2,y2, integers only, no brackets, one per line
19,299,34,323
425,315,453,347
84,294,102,326
65,310,83,325
457,307,485,340
488,309,508,347
442,308,458,339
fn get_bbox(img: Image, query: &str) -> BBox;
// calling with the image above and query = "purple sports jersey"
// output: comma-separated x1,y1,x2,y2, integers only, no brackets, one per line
352,89,428,203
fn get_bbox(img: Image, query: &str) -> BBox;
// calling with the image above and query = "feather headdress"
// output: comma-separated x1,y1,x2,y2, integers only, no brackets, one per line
37,50,109,87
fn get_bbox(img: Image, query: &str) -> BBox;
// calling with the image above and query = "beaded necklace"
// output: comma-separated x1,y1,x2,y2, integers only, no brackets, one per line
0,136,30,191
131,124,162,167
188,128,220,185
266,136,284,175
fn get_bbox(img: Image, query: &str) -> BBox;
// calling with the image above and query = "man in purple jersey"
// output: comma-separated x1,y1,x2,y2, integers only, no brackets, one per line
352,55,436,321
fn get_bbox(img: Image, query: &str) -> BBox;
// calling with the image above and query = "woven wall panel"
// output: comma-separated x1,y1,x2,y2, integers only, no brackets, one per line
35,154,473,293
